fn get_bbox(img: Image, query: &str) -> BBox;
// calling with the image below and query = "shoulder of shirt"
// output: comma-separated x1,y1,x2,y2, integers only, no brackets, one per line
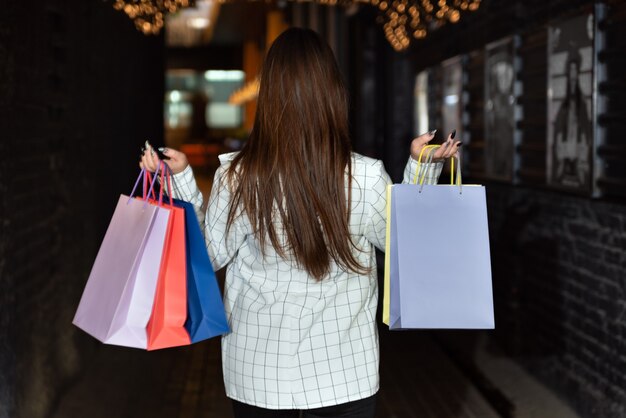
217,151,383,174
219,151,381,167
351,152,383,170
218,151,239,166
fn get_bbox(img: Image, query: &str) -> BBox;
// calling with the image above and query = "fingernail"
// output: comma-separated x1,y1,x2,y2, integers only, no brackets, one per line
456,142,463,147
428,129,437,135
451,129,456,139
158,147,166,153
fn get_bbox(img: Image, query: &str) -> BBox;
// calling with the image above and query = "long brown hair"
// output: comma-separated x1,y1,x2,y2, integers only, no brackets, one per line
225,28,368,280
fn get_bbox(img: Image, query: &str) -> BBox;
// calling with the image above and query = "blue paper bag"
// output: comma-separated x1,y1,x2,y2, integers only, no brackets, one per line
173,198,230,342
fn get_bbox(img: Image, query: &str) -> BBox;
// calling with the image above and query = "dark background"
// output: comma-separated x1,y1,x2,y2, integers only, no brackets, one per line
0,2,164,417
1,1,625,417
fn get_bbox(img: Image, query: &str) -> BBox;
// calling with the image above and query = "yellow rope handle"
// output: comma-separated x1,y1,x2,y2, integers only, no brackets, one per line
412,144,440,184
412,144,462,186
418,146,440,185
450,155,462,186
451,155,455,185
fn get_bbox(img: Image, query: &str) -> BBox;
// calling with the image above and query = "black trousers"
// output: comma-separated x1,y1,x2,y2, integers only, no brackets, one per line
231,394,377,418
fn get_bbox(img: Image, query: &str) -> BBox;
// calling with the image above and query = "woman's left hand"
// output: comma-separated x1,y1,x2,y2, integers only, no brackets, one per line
410,130,461,162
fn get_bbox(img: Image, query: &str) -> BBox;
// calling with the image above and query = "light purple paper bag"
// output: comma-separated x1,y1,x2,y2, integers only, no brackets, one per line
73,170,171,348
388,183,494,329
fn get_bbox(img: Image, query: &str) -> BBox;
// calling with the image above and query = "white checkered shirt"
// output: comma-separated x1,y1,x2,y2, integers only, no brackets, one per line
170,152,443,409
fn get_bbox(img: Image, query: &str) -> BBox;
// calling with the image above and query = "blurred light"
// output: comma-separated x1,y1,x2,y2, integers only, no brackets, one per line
204,70,245,82
188,17,210,28
112,0,193,35
376,0,481,50
170,90,181,102
229,78,260,105
444,94,459,105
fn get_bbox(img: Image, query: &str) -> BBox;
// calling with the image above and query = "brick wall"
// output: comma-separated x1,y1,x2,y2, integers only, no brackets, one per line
487,185,626,417
0,2,164,417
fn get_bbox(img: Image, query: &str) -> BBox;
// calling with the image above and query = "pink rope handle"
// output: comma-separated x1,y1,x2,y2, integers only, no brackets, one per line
159,161,174,207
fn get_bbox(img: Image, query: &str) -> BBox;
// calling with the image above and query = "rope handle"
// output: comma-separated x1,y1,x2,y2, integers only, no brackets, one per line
161,162,174,207
412,144,463,193
412,144,440,184
128,163,161,206
144,162,174,208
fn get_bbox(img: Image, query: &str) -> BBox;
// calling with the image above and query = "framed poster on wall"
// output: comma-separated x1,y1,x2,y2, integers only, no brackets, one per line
484,37,516,181
547,13,594,192
441,56,463,141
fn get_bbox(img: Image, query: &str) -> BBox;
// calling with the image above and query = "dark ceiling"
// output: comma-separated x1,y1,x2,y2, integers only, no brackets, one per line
210,3,271,46
166,3,277,70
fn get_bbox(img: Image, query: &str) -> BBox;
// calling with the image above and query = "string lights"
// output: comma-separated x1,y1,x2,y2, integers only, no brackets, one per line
111,0,480,49
112,0,194,35
376,0,481,51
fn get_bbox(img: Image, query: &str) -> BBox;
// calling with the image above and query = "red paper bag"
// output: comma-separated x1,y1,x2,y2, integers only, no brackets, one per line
146,168,191,350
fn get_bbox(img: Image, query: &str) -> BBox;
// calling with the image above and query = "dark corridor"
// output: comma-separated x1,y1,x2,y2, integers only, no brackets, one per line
1,1,626,418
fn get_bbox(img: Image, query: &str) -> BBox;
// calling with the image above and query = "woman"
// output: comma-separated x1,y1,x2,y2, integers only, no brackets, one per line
141,28,460,418
551,53,592,188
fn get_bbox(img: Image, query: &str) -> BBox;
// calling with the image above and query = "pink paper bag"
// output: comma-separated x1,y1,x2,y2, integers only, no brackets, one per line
73,171,171,348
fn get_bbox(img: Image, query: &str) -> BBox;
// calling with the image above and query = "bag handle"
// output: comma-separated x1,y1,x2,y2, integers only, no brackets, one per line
142,162,174,208
143,168,157,201
159,161,174,207
413,144,440,184
413,144,463,194
128,163,161,206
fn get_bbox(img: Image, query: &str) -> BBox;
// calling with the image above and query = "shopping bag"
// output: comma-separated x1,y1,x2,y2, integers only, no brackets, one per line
73,167,170,348
146,165,191,350
173,198,230,342
383,146,494,329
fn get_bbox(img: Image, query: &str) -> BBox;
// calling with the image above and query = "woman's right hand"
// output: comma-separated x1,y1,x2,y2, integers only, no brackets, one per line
140,142,189,175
